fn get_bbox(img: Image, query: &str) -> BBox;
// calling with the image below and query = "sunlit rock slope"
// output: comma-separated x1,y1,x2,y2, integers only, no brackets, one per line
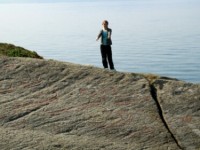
0,57,199,150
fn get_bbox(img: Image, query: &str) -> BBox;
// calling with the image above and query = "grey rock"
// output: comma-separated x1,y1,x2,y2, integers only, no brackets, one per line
153,79,200,150
0,57,199,150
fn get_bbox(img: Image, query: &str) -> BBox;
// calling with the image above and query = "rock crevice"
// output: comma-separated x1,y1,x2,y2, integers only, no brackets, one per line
149,83,183,150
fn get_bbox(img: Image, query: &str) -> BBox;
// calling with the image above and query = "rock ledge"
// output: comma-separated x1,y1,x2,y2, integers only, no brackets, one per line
0,57,199,150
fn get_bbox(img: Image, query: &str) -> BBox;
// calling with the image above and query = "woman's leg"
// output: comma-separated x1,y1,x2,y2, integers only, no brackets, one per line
107,46,114,69
100,45,108,68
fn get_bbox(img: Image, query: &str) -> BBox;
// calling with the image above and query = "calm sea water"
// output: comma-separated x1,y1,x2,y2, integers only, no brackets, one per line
0,0,200,83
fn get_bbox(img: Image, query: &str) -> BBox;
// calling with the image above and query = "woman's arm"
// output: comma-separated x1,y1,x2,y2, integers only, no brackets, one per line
108,29,112,39
96,30,102,41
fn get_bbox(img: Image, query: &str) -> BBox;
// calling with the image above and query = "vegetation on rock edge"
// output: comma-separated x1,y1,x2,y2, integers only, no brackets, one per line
0,43,43,59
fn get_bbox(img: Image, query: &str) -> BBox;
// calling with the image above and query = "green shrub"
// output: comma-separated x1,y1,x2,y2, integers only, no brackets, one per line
0,43,43,59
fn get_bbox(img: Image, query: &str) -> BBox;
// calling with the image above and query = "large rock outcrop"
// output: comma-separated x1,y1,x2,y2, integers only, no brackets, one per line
0,57,199,150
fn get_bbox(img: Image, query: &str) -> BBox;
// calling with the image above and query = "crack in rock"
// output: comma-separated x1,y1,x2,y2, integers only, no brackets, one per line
5,106,45,124
149,84,183,150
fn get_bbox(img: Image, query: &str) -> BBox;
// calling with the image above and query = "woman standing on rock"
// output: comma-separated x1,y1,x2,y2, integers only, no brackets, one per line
96,20,115,71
